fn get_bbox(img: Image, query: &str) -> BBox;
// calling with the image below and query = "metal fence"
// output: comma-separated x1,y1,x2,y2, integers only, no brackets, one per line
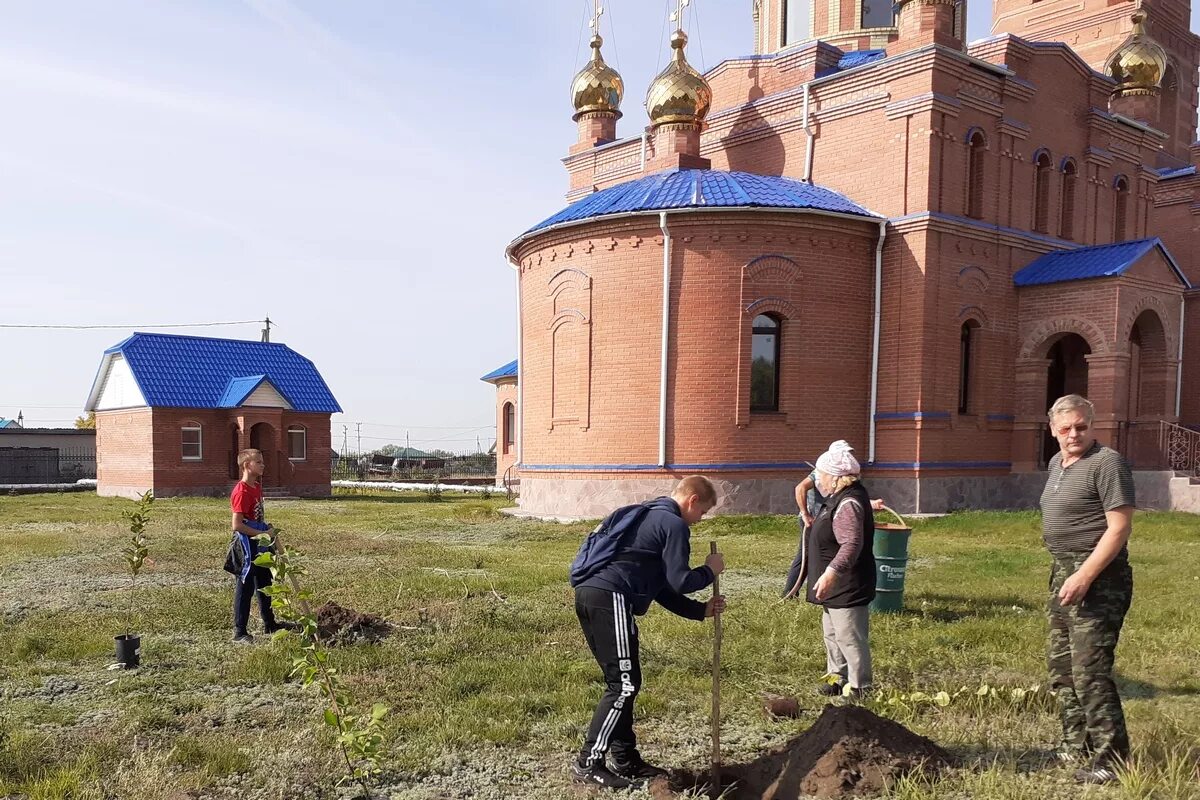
0,447,96,484
330,451,496,484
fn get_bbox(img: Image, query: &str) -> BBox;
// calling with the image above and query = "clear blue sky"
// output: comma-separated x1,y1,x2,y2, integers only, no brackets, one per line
2,2,1196,452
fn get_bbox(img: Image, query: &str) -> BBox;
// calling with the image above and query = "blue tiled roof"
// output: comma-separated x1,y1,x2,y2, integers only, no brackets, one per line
480,359,518,383
1158,165,1196,180
522,169,878,237
0,419,19,428
837,49,886,70
87,333,341,413
1013,238,1190,288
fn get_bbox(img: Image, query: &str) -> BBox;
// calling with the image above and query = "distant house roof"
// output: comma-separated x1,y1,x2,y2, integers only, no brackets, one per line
1013,238,1190,288
0,419,20,428
85,333,341,413
480,359,518,383
512,169,879,250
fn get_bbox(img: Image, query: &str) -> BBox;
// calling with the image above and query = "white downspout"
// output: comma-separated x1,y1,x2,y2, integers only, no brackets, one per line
1176,298,1186,418
659,212,672,468
640,131,648,172
802,82,815,183
868,219,887,464
506,256,523,465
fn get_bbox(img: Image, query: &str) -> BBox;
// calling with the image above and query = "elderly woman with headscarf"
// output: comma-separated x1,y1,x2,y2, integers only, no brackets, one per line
804,440,876,697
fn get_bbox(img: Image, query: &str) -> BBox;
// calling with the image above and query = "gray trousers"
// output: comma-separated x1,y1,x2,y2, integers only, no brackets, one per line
821,605,872,688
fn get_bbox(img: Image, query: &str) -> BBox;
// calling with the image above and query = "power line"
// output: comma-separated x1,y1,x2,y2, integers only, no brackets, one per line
0,319,263,330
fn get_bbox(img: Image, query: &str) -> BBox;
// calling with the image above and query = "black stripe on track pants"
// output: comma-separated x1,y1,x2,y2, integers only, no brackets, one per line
575,585,643,768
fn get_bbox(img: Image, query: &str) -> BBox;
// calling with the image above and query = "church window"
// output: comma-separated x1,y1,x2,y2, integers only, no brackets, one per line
1033,151,1051,233
783,0,811,46
182,423,202,461
502,402,515,454
287,425,307,461
958,321,980,414
861,0,893,28
751,314,781,412
1059,159,1077,241
966,131,986,219
1113,176,1129,243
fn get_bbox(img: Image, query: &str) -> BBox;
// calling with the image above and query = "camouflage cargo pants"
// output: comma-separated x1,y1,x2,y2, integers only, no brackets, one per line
1047,554,1132,766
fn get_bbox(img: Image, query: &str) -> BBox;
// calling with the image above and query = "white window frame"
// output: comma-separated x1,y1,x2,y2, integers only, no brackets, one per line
287,425,307,462
181,425,203,461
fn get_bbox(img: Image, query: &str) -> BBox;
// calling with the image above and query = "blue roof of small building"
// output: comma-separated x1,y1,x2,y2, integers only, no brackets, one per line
0,419,19,428
521,169,878,239
86,332,341,413
480,359,518,383
1158,165,1196,180
1013,238,1190,288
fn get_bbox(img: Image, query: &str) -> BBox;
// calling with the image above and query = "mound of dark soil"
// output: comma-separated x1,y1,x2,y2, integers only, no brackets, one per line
675,704,950,799
315,601,393,645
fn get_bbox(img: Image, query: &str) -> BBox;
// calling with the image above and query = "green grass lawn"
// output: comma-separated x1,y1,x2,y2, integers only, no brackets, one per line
0,491,1197,799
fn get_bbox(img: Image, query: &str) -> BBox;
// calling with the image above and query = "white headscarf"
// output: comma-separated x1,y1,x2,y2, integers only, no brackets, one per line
815,440,860,477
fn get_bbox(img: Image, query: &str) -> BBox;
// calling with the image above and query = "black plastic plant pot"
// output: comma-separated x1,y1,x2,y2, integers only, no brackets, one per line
115,634,141,668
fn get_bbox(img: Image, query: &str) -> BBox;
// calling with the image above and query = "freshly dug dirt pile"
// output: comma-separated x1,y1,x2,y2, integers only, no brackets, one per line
314,601,393,645
675,704,950,799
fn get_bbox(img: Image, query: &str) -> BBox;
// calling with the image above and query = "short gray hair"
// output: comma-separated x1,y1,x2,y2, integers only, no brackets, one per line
1048,394,1095,423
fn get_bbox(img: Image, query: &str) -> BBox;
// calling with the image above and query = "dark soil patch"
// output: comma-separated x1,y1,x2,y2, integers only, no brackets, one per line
672,704,951,799
315,601,393,645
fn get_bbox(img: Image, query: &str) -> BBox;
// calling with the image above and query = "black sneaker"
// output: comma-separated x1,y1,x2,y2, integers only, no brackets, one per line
1074,764,1120,784
611,756,669,781
816,676,846,696
571,761,633,789
231,632,254,644
265,621,298,634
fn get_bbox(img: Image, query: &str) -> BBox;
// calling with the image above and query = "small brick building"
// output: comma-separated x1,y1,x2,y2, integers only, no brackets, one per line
488,0,1200,516
85,333,341,499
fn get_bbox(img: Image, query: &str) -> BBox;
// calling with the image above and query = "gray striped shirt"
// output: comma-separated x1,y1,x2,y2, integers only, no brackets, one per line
1040,441,1135,555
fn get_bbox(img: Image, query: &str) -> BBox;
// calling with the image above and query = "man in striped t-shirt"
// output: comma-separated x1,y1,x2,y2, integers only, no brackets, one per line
1040,395,1135,785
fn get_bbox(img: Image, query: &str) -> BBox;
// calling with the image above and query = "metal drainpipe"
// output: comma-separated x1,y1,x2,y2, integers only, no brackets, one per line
868,219,887,465
1176,298,1186,418
506,256,523,465
803,82,815,183
640,131,648,172
659,212,672,468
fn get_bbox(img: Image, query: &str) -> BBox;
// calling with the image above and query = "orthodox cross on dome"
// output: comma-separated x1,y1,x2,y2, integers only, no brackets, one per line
589,0,603,34
670,0,691,30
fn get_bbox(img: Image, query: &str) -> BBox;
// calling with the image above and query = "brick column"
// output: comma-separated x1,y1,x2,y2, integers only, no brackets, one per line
1013,357,1050,471
1084,352,1131,449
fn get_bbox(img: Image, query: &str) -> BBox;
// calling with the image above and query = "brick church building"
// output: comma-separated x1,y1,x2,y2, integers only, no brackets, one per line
487,0,1200,516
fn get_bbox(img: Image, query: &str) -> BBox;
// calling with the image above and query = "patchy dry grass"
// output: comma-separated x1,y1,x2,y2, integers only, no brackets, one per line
0,491,1197,799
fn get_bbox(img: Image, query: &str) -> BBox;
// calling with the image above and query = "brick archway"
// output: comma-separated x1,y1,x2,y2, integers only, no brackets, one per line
1018,316,1109,360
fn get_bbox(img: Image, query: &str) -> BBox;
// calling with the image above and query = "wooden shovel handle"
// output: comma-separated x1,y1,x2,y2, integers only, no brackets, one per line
710,540,722,795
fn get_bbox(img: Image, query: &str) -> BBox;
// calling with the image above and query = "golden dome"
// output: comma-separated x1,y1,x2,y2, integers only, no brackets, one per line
1104,12,1167,95
572,34,624,120
645,29,712,129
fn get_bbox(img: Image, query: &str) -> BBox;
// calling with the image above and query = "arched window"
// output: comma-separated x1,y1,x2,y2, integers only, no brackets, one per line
1113,176,1130,243
287,425,306,461
958,320,980,414
1059,159,1077,241
181,422,202,461
966,130,987,219
1033,151,1052,233
750,314,782,412
502,402,515,455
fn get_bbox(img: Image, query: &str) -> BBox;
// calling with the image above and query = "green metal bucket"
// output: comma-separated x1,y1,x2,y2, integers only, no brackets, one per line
870,508,911,613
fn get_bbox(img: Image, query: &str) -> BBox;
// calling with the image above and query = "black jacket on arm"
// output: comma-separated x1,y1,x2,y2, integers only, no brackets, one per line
577,496,715,620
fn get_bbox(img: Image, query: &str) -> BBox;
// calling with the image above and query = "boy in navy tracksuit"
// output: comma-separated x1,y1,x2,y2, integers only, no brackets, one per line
571,476,727,789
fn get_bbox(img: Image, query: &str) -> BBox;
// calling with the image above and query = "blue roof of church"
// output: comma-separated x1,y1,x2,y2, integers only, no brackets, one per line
1013,238,1190,288
87,332,341,412
523,169,878,236
1158,165,1196,180
480,359,518,383
836,49,887,71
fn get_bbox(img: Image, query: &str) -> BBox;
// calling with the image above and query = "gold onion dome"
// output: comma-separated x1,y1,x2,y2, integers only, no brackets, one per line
645,29,712,128
1105,12,1167,95
572,34,624,120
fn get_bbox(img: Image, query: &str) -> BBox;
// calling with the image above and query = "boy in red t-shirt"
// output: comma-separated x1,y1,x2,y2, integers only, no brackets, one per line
229,448,283,643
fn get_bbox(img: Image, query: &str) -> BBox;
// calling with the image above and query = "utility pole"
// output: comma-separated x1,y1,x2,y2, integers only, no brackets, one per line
342,425,348,456
356,422,362,455
262,315,272,342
